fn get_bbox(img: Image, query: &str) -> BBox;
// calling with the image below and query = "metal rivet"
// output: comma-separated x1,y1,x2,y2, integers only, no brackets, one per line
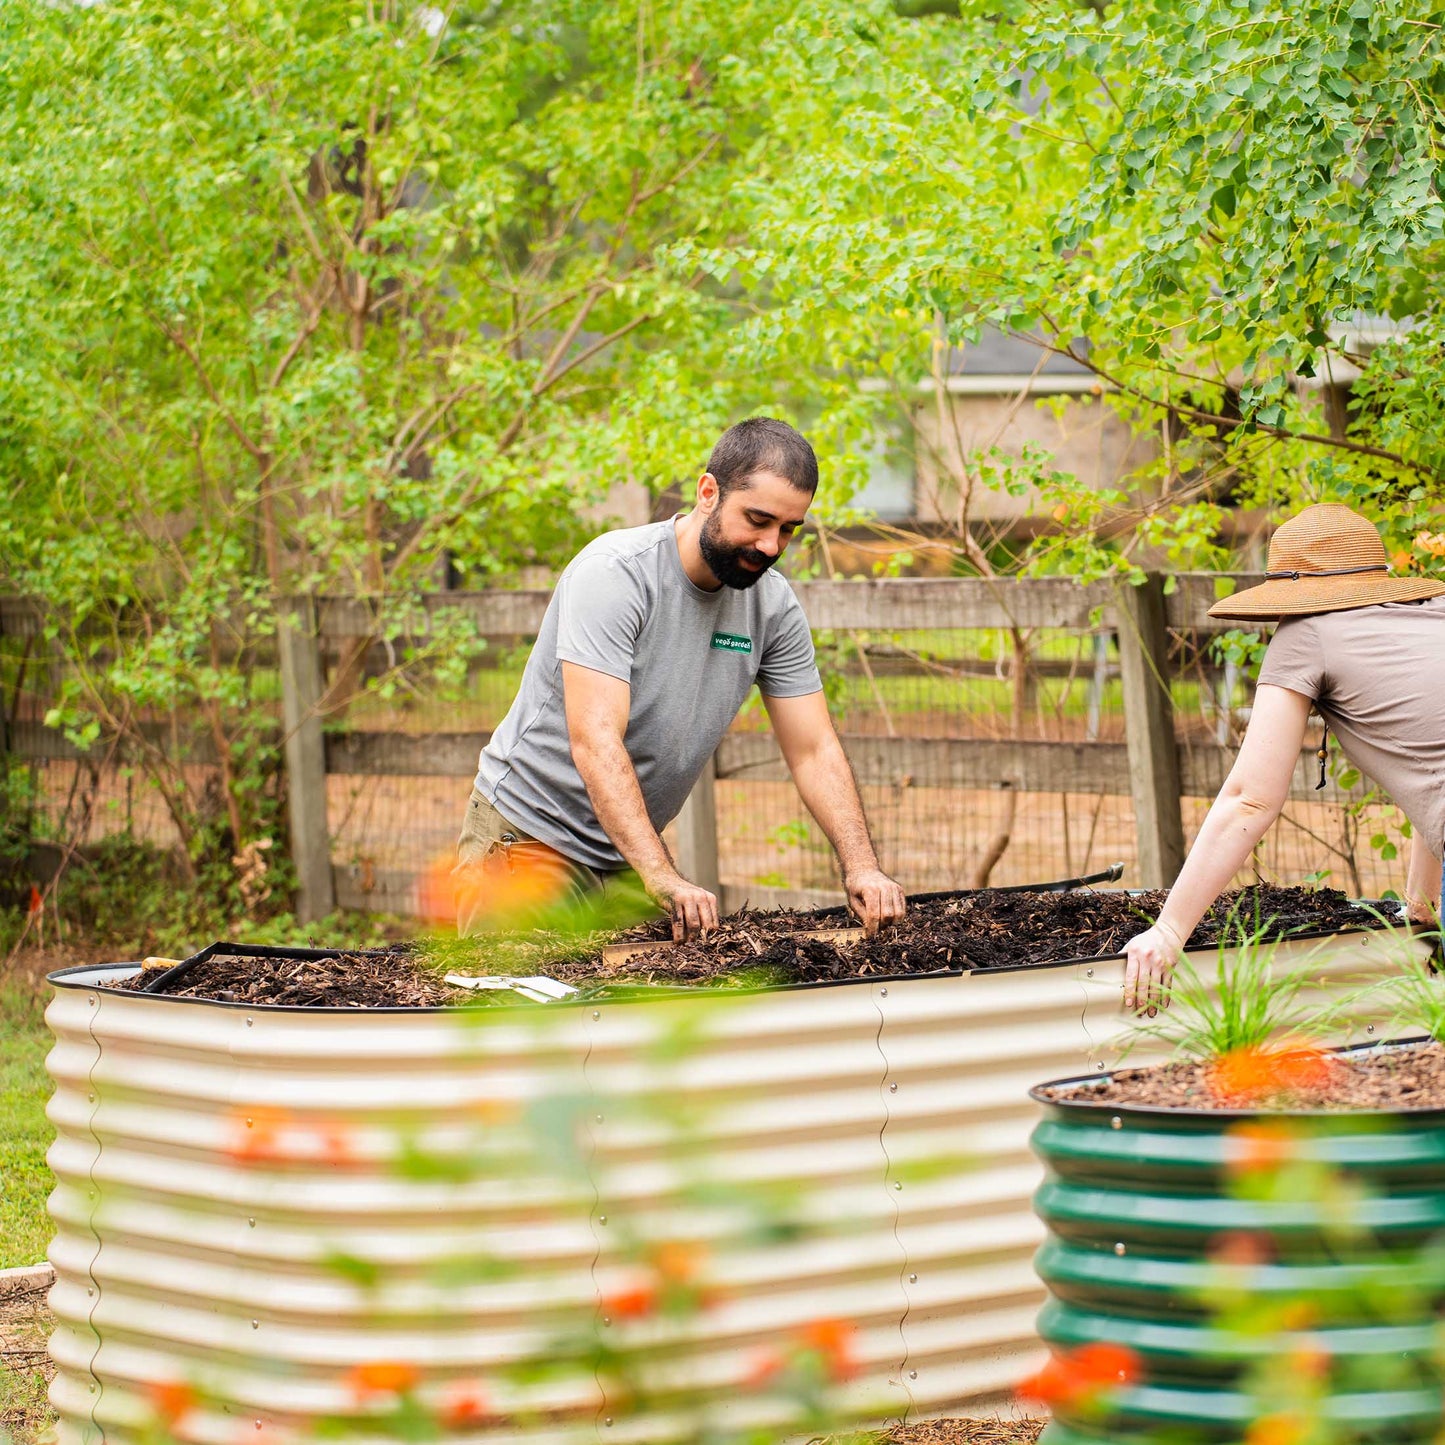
1096,1061,1106,1071
889,1082,898,1093
248,1217,256,1227
1366,1024,1375,1034
894,1181,903,1191
89,1384,96,1393
598,1215,607,1225
246,1118,253,1127
88,996,97,1006
880,988,888,997
909,1370,918,1380
1085,968,1094,978
1111,1116,1122,1130
88,1093,95,1103
595,1114,604,1123
908,1273,918,1284
1114,1242,1126,1256
245,1017,254,1027
251,1319,259,1329
592,1010,601,1020
87,1287,94,1296
604,1418,613,1427
602,1316,611,1326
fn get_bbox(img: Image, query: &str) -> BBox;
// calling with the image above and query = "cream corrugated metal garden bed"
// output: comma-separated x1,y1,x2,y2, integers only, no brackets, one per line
44,919,1427,1444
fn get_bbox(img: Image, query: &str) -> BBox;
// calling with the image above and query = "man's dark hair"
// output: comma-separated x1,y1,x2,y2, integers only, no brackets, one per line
706,417,819,498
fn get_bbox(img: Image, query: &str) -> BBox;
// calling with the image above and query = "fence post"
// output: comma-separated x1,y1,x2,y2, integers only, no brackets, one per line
277,595,336,921
675,752,721,902
1115,575,1186,889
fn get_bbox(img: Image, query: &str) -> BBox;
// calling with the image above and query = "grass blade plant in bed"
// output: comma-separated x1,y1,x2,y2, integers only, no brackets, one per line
1126,923,1321,1065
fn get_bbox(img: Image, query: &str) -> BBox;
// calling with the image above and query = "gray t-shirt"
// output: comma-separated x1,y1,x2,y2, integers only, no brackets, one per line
474,519,822,870
1257,595,1445,860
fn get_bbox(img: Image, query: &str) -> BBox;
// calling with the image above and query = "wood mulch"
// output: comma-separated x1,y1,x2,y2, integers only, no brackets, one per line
1040,1037,1445,1113
568,883,1377,986
128,947,453,1008
120,885,1382,1008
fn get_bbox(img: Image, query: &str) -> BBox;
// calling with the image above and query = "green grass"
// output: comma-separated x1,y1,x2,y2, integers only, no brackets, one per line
0,979,55,1270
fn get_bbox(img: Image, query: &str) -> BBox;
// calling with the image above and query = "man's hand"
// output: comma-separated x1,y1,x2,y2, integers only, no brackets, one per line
644,869,720,942
846,868,906,938
1123,921,1185,1016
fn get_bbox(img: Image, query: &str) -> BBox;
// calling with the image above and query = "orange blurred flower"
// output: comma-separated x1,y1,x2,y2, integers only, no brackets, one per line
742,1348,785,1389
418,851,566,932
1017,1341,1141,1410
226,1106,355,1166
347,1361,421,1399
148,1380,197,1428
1246,1411,1309,1445
1416,531,1445,559
1209,1230,1272,1268
650,1239,707,1285
1208,1042,1333,1107
602,1280,659,1321
1279,1299,1320,1331
1224,1120,1298,1175
798,1318,858,1382
227,1105,292,1163
1286,1345,1331,1382
469,1097,518,1126
439,1381,492,1428
1392,549,1416,573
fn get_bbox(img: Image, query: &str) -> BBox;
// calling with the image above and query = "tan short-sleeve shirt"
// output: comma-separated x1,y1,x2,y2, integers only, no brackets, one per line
1257,596,1445,859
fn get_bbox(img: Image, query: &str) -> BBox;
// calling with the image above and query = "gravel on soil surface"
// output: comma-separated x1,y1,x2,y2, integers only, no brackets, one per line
121,884,1385,1008
1039,1037,1445,1113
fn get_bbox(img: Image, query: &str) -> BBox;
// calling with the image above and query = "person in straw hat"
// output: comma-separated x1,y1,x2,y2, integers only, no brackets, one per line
1123,502,1445,1014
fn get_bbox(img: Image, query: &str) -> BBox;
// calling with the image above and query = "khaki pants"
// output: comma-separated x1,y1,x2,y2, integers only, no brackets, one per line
453,788,628,937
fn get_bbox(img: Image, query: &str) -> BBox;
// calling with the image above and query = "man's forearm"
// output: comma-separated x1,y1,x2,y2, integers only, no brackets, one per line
790,740,880,877
571,734,674,882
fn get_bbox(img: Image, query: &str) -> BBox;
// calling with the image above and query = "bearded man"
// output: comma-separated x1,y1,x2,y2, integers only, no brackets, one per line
455,416,907,941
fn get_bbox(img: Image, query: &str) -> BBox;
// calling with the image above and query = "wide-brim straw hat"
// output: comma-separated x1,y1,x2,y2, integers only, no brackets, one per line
1208,503,1445,621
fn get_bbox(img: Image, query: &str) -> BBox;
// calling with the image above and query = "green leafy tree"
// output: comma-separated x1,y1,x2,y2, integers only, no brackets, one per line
0,0,863,899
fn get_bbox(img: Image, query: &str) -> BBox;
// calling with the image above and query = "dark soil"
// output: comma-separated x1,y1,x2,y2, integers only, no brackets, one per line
1040,1038,1445,1113
128,948,464,1008
121,884,1383,1008
545,884,1381,988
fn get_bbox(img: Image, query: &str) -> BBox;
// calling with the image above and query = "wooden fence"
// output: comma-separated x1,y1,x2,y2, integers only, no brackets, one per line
6,573,1361,920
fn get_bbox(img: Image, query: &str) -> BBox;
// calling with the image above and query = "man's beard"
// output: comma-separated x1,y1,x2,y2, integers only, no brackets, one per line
699,512,777,590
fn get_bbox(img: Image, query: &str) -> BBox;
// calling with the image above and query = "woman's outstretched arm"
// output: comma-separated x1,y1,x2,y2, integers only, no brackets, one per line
1122,684,1313,1013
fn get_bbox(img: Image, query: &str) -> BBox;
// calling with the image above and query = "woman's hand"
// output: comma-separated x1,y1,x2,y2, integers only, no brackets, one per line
1123,921,1186,1016
1404,893,1440,927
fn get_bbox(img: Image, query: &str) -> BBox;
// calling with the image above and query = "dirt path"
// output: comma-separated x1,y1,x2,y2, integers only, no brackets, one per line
0,1281,54,1445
